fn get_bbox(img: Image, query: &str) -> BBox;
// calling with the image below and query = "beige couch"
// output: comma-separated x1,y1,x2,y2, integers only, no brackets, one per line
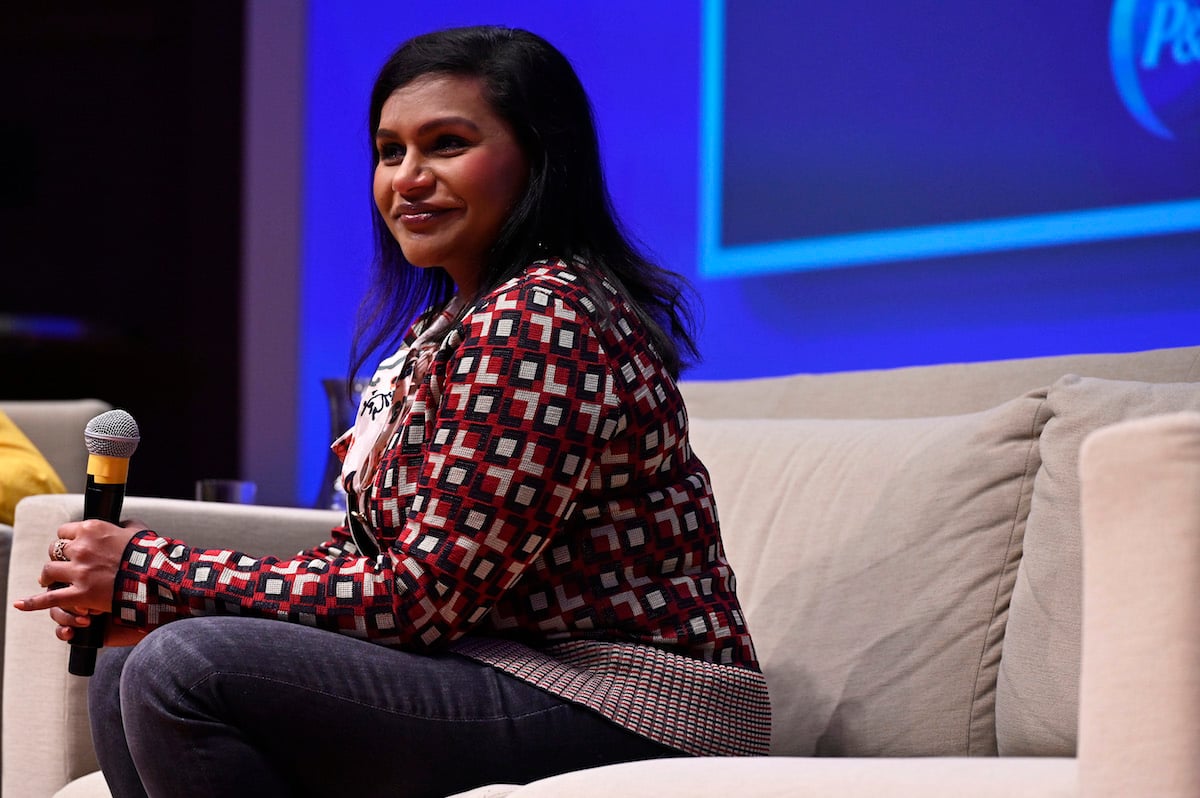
5,347,1200,797
0,399,111,793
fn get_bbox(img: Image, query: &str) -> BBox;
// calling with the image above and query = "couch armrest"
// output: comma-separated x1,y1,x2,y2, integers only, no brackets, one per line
1077,412,1200,798
2,494,342,798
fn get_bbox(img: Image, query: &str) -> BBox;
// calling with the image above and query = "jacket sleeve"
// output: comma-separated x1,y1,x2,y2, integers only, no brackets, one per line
110,280,628,648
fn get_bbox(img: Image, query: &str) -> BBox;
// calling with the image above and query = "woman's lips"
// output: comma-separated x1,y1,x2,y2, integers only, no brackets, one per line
396,207,459,231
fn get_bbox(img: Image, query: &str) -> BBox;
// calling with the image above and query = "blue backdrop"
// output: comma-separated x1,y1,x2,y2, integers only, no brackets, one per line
298,0,1200,504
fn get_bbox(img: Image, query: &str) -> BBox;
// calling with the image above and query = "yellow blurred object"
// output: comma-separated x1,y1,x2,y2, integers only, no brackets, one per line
0,410,67,525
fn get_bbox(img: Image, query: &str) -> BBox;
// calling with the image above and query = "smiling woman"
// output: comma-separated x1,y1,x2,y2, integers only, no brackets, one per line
21,25,769,798
372,74,529,295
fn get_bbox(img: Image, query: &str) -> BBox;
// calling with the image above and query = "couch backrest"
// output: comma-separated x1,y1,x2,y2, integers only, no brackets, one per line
681,345,1200,420
0,400,112,494
682,346,1200,759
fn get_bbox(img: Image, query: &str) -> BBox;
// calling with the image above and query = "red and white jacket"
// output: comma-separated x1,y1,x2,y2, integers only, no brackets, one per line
113,261,770,756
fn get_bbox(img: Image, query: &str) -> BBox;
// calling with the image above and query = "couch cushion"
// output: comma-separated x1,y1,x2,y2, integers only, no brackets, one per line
51,771,110,798
996,376,1200,756
504,756,1078,798
689,390,1048,756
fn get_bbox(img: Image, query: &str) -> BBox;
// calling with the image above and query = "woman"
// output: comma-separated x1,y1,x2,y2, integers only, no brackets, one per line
18,26,770,798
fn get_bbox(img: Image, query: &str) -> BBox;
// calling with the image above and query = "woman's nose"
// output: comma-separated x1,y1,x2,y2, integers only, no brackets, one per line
391,155,433,194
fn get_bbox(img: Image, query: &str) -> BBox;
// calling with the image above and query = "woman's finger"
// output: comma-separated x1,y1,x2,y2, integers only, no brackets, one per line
15,582,78,612
36,561,72,590
49,606,90,628
48,537,71,563
55,522,81,541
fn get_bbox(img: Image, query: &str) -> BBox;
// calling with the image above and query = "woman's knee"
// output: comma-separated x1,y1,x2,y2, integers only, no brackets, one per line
118,617,249,726
124,620,206,688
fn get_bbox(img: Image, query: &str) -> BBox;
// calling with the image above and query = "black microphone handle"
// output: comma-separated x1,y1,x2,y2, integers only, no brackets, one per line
67,476,126,676
84,476,125,524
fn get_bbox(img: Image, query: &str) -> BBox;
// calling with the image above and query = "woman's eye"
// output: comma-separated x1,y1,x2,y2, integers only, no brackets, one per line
433,135,468,153
378,143,404,163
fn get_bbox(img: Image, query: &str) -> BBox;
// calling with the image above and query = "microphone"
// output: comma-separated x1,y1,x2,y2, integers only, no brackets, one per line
67,409,140,676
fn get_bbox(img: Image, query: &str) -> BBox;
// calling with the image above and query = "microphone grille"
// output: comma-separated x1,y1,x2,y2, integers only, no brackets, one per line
84,409,141,458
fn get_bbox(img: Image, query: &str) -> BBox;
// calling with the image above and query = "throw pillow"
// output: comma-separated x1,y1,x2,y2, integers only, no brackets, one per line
996,375,1200,756
689,389,1048,757
0,410,67,525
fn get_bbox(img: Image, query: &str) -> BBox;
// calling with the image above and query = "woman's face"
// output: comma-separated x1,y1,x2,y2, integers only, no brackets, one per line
373,74,529,295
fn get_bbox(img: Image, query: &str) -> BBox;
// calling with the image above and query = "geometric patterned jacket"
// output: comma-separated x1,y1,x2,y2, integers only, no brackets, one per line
113,260,771,756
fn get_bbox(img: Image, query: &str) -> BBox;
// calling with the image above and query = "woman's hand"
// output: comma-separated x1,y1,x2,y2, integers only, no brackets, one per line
13,518,148,646
47,605,147,647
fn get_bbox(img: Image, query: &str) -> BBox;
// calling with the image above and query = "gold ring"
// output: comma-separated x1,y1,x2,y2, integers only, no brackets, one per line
52,539,69,562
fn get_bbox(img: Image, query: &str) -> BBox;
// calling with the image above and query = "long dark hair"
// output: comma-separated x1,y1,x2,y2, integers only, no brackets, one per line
351,25,700,380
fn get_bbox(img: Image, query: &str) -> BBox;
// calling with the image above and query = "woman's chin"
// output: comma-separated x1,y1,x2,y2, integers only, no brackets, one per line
399,253,443,271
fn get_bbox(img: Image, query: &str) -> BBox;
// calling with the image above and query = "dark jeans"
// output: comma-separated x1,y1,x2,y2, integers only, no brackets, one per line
88,616,680,798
